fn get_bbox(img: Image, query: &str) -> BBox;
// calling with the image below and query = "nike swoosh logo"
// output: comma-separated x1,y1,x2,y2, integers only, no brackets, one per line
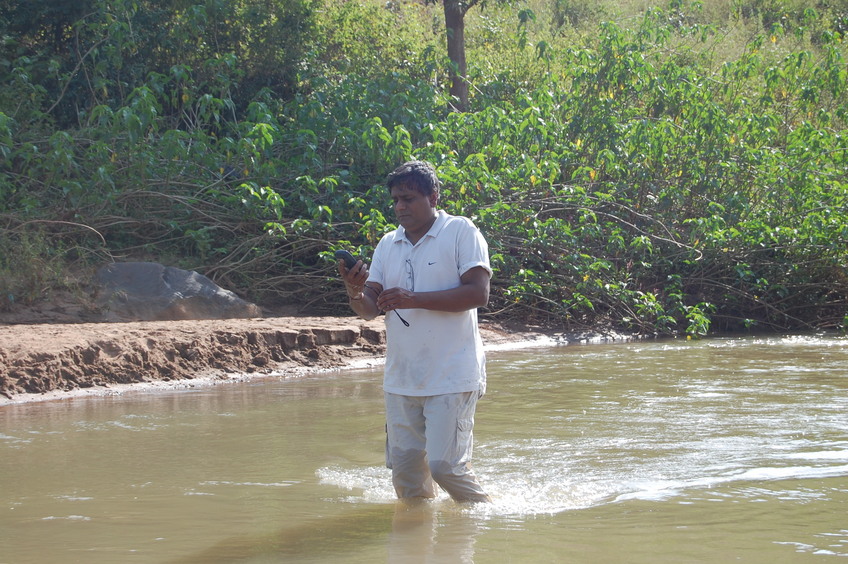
428,261,437,265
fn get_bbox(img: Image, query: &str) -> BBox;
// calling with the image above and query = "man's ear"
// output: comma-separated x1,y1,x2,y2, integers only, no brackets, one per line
429,192,439,207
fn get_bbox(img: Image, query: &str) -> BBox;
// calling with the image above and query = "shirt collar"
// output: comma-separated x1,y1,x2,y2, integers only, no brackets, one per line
393,210,448,245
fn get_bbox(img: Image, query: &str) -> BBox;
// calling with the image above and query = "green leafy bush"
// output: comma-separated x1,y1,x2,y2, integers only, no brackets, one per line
1,0,846,335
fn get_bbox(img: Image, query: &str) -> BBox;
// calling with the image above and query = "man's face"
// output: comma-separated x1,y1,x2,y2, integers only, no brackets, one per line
391,183,437,237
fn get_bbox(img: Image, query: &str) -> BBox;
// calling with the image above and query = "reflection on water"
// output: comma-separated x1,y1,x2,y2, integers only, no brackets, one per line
1,334,847,563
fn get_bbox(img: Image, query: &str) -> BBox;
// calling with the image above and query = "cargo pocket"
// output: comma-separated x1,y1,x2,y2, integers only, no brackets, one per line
384,423,392,469
456,417,474,461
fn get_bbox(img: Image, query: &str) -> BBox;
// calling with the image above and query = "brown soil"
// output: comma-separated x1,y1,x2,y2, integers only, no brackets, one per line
0,305,564,405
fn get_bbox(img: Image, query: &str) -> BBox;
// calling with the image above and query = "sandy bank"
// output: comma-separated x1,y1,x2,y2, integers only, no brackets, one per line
0,316,605,405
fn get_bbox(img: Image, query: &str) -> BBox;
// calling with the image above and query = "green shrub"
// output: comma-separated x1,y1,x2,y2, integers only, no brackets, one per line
1,0,846,333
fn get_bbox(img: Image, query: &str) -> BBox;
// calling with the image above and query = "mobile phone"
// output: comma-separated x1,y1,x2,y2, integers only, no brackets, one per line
334,249,358,269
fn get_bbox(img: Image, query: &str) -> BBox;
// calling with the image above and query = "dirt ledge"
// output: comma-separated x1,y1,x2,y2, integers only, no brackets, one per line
0,316,572,405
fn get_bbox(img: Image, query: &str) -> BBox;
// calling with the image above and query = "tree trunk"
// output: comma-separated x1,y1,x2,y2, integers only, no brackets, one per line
443,1,468,112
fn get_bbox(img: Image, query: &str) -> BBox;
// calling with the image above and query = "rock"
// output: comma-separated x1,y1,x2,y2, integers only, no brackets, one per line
95,262,262,322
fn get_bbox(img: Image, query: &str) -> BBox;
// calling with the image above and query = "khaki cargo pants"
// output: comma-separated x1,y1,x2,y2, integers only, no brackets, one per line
384,391,490,503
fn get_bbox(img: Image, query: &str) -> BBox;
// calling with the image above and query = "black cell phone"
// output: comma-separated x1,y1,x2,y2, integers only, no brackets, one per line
334,249,358,269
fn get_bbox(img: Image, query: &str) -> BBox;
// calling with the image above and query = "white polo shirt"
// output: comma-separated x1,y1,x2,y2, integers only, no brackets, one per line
368,210,492,396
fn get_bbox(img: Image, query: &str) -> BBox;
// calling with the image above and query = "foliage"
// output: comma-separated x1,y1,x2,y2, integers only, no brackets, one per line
0,0,316,127
1,0,846,336
0,225,102,309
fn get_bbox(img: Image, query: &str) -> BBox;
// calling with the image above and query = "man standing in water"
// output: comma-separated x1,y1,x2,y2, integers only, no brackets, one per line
339,160,492,503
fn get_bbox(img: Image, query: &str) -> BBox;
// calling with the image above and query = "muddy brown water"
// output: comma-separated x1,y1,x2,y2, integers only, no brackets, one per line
1,334,847,563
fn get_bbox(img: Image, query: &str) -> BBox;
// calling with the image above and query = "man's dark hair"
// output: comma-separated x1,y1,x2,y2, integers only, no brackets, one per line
386,160,440,199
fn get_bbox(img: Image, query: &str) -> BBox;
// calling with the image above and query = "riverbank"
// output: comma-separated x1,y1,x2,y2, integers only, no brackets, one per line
0,315,610,405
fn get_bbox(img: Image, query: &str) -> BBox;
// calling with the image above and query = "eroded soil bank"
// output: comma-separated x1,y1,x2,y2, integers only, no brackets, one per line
0,316,564,405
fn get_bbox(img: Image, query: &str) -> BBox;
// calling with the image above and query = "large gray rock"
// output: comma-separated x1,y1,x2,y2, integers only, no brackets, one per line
95,262,262,322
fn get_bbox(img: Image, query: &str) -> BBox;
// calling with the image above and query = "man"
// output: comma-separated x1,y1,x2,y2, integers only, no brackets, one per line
339,160,492,503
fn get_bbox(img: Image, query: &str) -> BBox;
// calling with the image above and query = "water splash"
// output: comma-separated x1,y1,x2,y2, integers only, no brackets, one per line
317,462,621,516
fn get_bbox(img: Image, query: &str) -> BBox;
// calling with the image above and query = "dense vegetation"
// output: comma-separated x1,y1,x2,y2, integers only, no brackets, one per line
1,0,846,336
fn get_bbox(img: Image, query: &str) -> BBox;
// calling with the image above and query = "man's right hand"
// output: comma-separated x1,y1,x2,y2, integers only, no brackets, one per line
338,259,369,300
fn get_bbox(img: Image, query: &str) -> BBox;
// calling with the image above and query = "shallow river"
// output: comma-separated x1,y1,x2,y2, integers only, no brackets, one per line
1,334,847,563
